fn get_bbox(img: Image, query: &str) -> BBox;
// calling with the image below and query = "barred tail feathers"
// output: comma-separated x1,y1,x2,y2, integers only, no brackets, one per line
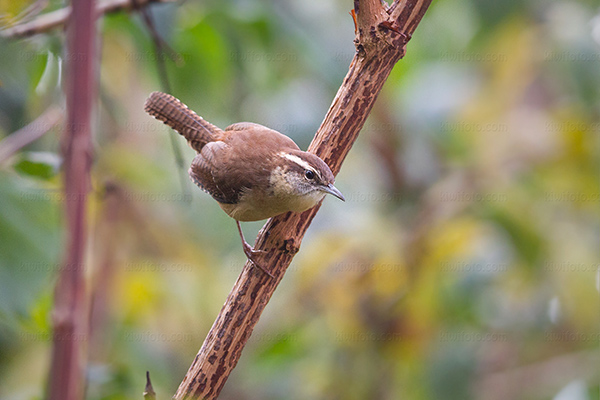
143,91,222,151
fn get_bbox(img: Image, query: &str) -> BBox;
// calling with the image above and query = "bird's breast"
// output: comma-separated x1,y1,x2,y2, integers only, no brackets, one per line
218,185,325,221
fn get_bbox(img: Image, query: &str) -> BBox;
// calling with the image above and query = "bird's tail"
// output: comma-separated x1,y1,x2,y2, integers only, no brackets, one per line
144,91,223,151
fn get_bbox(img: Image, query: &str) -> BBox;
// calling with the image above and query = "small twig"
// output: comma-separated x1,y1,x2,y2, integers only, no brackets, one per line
131,0,183,68
473,349,600,400
368,103,405,193
143,371,157,400
0,0,174,38
89,182,121,360
0,105,63,164
173,0,432,398
133,0,189,199
4,0,49,28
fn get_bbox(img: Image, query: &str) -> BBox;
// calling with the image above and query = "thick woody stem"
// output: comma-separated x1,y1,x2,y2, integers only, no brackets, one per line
174,0,432,398
47,0,96,398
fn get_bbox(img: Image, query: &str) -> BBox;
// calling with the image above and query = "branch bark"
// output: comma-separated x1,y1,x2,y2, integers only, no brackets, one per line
0,105,63,164
0,0,173,38
174,0,432,398
47,0,96,398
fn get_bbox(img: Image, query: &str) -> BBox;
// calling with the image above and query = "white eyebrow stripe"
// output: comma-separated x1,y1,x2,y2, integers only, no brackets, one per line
280,152,315,172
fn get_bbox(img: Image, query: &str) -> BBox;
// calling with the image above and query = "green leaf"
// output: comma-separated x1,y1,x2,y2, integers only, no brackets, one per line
13,152,60,180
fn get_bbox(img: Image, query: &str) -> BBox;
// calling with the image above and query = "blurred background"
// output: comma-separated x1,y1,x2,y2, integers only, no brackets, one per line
0,0,599,399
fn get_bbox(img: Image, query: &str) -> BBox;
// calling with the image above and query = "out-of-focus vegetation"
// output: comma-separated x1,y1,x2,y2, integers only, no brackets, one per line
0,0,599,399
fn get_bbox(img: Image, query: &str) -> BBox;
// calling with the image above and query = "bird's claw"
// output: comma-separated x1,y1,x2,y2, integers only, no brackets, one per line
241,242,274,278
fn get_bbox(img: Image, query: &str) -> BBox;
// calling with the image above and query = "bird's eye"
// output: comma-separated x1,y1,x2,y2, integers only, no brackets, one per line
304,170,315,180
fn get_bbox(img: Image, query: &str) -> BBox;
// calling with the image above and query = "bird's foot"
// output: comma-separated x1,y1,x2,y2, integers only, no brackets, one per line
241,241,274,278
236,220,274,278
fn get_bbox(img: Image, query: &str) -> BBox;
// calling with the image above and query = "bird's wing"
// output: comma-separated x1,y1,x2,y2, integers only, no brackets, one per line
189,141,243,204
189,124,300,204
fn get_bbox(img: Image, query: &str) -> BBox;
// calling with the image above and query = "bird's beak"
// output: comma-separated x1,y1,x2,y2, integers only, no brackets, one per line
322,183,345,202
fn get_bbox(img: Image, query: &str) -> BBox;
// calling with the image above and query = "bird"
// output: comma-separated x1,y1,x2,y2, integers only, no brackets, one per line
144,91,344,276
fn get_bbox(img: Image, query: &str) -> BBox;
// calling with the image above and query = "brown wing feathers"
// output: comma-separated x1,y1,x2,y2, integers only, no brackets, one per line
143,91,223,152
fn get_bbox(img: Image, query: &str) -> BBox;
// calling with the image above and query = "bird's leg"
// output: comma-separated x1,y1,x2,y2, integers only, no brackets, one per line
236,221,274,278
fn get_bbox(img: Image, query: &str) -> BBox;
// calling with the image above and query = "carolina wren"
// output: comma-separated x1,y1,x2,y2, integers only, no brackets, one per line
144,91,344,276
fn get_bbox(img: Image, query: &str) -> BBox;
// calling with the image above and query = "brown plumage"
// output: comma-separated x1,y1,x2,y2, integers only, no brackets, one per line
144,91,344,275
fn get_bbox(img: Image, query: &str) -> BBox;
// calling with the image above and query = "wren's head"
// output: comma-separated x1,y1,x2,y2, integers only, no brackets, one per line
269,150,345,213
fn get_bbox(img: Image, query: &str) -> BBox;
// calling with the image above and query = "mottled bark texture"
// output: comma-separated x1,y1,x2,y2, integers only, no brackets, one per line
174,0,432,398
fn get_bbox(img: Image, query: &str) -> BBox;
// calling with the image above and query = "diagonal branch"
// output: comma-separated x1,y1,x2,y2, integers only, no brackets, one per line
173,0,432,398
0,0,173,38
0,105,63,164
